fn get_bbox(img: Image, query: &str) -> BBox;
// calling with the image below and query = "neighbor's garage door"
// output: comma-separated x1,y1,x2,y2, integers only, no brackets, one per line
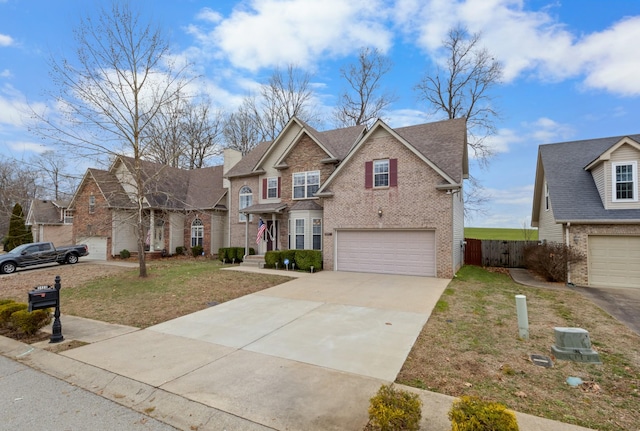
336,230,435,277
78,237,108,261
589,236,640,288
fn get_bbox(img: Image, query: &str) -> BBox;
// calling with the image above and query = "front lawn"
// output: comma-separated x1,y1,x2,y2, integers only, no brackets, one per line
59,260,293,328
397,266,640,431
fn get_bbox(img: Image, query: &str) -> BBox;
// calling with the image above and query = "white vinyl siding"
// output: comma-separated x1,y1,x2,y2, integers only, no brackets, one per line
452,187,464,272
335,230,435,277
605,144,640,209
537,175,563,243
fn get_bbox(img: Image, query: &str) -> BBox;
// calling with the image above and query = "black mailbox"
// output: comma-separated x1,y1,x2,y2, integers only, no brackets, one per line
28,286,59,312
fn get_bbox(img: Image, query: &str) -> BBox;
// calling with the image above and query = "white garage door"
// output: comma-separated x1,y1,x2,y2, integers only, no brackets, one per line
589,236,640,288
78,237,108,261
336,230,435,277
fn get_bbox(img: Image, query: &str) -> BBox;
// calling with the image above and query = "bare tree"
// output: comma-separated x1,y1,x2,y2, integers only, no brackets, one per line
33,3,192,277
223,97,264,155
0,159,39,240
145,96,224,169
333,47,396,128
30,151,78,201
259,64,319,140
181,101,225,168
415,26,503,164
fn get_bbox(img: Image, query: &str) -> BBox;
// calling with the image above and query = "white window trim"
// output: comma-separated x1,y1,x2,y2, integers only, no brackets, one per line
544,182,550,211
191,218,204,247
312,218,322,250
294,218,305,249
373,159,389,188
612,161,638,202
293,171,320,200
239,186,254,222
267,177,278,199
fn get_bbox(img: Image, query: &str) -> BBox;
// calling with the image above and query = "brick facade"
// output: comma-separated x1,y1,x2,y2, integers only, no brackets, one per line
72,177,113,257
229,177,260,249
322,133,455,278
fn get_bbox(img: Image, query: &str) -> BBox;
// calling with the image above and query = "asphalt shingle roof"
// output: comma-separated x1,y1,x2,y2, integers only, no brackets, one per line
540,134,640,221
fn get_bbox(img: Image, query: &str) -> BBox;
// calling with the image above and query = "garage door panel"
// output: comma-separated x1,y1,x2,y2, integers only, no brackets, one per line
336,230,435,277
589,236,640,289
78,237,107,261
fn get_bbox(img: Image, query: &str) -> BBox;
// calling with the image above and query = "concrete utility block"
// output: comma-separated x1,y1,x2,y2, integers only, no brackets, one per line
551,327,601,364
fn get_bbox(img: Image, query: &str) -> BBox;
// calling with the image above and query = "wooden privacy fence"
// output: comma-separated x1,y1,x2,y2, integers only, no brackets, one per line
464,239,538,268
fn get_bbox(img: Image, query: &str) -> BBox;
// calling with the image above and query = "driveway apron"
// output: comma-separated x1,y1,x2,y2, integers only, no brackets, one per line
61,271,449,430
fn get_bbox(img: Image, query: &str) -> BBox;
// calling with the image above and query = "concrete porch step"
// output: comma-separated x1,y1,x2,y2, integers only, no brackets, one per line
241,255,265,268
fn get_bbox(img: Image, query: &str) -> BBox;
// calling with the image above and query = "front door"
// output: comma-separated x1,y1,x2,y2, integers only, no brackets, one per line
267,220,278,251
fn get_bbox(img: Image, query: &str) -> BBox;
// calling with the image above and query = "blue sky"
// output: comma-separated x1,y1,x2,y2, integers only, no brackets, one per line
2,0,640,228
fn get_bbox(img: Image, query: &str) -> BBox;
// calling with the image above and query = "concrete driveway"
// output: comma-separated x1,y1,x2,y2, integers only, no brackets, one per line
58,270,449,430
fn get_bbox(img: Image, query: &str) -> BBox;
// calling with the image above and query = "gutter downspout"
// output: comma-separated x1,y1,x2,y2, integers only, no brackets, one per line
565,222,571,284
244,214,249,259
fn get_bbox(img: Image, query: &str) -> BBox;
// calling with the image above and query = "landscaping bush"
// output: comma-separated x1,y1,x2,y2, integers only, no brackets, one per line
9,309,51,335
523,242,584,282
0,302,27,328
264,250,281,268
281,249,296,268
119,249,131,259
218,247,229,263
448,396,519,431
191,245,204,257
218,247,256,263
176,246,185,255
367,384,422,431
294,250,322,271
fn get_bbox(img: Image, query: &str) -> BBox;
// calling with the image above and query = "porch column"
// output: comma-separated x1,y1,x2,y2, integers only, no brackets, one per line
271,213,277,250
244,214,249,258
149,210,155,250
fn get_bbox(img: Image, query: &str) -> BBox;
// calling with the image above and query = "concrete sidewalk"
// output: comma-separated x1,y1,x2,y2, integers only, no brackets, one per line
1,269,594,430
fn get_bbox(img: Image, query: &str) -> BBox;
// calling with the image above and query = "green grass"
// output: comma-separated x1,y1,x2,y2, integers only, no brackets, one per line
464,227,538,240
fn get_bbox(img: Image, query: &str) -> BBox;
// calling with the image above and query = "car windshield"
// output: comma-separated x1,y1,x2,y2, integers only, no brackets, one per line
8,244,30,255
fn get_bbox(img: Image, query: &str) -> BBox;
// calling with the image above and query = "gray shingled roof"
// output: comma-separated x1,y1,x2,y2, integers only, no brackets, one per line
394,117,468,183
88,157,226,211
28,200,68,224
225,122,366,178
541,134,640,221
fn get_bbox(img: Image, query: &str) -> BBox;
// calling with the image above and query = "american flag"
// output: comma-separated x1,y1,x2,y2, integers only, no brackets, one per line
256,219,266,244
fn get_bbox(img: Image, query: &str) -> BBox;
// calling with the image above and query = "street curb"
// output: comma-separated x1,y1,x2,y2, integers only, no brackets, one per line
0,336,274,431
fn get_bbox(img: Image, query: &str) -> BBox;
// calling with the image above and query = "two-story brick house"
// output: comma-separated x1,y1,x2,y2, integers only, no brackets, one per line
226,117,468,278
531,135,640,288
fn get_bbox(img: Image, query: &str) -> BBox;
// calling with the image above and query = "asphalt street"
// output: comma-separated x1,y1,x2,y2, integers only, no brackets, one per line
0,355,177,431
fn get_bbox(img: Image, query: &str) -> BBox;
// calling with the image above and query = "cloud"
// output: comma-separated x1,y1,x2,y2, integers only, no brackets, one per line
394,0,640,96
467,184,535,228
523,117,574,143
0,33,14,47
0,69,11,78
8,140,48,153
192,0,393,71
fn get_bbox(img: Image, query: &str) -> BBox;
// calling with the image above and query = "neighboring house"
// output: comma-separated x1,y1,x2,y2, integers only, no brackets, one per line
531,135,640,288
25,199,74,246
226,117,468,278
69,156,227,260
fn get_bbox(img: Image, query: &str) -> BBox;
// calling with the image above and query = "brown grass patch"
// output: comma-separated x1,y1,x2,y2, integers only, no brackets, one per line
397,266,640,431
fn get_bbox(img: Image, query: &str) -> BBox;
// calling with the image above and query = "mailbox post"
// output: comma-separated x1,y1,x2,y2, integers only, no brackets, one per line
27,275,63,343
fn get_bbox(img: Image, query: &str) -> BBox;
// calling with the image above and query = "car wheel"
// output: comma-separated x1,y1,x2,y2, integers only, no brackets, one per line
66,254,79,264
1,262,16,274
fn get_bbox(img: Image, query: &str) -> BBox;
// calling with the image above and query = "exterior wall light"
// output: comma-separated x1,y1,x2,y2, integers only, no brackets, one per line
378,208,383,217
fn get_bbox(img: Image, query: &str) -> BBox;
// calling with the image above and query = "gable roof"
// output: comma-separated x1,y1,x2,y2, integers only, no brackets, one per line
532,134,640,224
225,118,367,178
318,117,468,193
26,200,69,225
70,157,226,211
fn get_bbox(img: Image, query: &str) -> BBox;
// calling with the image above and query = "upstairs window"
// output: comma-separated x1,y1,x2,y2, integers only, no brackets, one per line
365,159,397,188
544,182,550,211
263,177,280,199
64,210,73,224
89,195,95,214
613,161,637,201
293,171,320,199
374,160,389,187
